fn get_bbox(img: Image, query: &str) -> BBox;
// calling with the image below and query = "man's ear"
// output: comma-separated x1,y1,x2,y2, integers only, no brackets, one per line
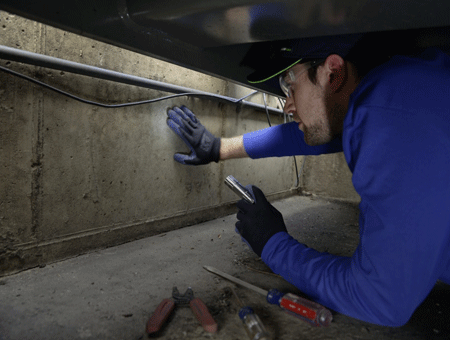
325,54,346,93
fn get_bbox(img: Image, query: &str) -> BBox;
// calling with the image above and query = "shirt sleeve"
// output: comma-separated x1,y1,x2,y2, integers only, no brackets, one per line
262,103,450,326
243,122,343,159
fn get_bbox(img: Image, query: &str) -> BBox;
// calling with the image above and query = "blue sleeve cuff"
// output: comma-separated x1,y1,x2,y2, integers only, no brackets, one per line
261,231,295,264
243,122,343,159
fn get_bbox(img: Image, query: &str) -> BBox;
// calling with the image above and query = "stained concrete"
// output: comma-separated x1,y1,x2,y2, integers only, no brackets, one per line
1,10,303,275
301,153,360,203
1,194,449,340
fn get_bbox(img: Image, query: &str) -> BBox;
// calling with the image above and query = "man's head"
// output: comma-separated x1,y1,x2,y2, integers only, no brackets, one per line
245,32,399,145
280,55,360,145
245,33,366,145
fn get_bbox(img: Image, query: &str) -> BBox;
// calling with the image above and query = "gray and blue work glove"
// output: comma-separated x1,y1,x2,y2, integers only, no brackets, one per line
166,106,221,165
235,186,288,257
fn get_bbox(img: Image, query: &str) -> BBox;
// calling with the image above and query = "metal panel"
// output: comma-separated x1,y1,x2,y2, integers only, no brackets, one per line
125,0,450,46
1,0,450,95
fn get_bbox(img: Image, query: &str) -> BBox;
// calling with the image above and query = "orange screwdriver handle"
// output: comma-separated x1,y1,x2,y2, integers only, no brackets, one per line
267,289,332,327
189,298,218,333
146,298,176,334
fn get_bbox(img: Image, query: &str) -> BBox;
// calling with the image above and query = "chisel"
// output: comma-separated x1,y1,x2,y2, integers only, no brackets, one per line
204,266,332,327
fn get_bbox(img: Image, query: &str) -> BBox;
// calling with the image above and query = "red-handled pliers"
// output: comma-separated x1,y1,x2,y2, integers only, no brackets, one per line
146,287,217,335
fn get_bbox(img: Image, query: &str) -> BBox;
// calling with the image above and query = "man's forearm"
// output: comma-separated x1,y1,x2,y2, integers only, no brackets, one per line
219,136,249,160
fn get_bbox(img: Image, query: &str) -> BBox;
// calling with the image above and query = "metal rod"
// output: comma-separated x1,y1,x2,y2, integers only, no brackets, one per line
0,45,283,115
203,266,268,297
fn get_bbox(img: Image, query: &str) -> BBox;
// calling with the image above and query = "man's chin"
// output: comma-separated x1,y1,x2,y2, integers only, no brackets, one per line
303,129,331,146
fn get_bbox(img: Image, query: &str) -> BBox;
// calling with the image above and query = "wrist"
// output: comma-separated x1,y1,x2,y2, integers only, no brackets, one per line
220,136,248,160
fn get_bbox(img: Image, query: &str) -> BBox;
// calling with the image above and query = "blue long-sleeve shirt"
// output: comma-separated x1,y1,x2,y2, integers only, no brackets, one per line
242,48,450,326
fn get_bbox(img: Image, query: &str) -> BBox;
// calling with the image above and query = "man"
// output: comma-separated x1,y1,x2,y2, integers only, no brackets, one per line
166,37,450,326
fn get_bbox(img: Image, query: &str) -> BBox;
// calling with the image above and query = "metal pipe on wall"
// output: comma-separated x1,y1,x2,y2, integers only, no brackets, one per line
0,45,283,115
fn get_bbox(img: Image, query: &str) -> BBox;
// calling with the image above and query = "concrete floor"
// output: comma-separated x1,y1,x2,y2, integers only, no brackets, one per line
1,195,449,340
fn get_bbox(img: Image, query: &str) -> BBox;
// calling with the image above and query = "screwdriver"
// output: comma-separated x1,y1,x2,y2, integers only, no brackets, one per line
230,287,271,340
204,266,332,327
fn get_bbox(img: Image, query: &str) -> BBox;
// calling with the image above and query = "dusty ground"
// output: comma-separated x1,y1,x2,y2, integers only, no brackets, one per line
0,195,449,340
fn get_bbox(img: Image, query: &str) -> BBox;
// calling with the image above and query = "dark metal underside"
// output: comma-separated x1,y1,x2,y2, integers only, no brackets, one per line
1,0,450,96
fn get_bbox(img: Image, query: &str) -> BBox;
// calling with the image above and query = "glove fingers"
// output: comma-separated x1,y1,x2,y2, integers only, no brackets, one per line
172,106,194,124
235,224,254,252
167,108,194,134
171,106,189,120
167,107,185,124
178,125,196,145
236,210,246,222
236,199,251,213
250,186,268,203
236,185,256,212
174,153,196,165
244,184,256,203
166,118,184,137
167,119,196,152
180,106,198,124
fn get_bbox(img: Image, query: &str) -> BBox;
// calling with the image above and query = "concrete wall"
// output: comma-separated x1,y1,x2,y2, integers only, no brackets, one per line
0,11,357,276
301,153,360,202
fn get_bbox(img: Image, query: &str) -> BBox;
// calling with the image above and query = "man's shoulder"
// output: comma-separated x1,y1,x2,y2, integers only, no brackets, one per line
349,48,450,113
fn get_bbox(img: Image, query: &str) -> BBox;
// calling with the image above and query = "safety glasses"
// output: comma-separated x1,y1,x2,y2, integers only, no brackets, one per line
279,60,324,98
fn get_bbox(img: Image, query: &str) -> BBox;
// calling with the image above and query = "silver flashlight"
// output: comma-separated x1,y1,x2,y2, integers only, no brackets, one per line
224,175,255,204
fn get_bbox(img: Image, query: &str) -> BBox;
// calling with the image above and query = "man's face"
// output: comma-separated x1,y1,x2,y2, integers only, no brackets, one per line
281,62,335,146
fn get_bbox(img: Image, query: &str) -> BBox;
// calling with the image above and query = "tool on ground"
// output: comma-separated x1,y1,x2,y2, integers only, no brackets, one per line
225,175,255,204
146,287,218,335
230,287,271,340
204,266,332,327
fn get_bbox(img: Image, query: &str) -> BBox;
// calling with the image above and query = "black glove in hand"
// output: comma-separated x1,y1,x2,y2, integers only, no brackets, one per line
166,106,220,165
235,186,287,257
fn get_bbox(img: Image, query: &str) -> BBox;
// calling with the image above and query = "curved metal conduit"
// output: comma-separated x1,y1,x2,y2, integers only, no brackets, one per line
0,45,283,115
0,45,306,187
